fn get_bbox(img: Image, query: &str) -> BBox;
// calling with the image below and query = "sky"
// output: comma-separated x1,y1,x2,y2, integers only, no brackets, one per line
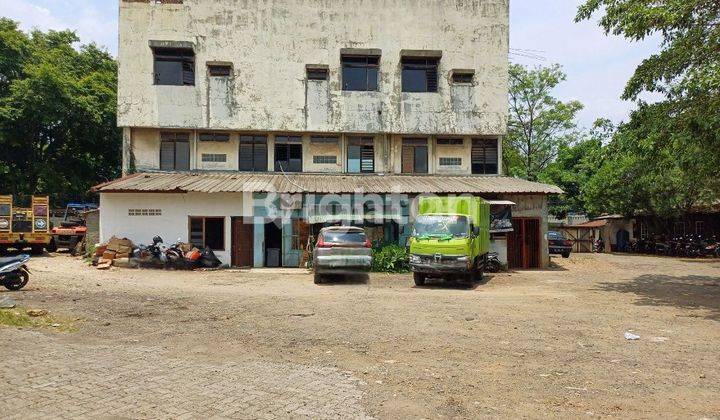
0,0,661,128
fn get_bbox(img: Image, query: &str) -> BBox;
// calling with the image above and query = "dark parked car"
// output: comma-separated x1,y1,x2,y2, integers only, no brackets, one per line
313,226,373,284
547,231,572,258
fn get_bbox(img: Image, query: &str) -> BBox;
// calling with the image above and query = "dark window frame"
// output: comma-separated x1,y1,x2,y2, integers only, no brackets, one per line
437,138,464,146
347,137,375,173
307,67,329,81
401,138,429,174
159,132,190,171
452,71,474,84
274,136,303,172
341,55,380,92
189,216,225,251
199,132,231,142
153,47,195,86
239,135,268,172
208,64,232,77
402,57,439,93
471,138,499,175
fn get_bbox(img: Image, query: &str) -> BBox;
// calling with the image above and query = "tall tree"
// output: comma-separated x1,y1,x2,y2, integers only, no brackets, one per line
0,18,120,205
505,64,584,181
576,0,720,217
540,119,612,218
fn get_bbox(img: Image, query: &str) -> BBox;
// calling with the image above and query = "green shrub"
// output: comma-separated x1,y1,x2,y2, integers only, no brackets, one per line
372,244,410,273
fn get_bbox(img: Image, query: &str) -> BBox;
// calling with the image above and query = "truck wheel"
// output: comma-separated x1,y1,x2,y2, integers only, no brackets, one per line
413,272,426,286
31,246,44,255
314,273,324,284
562,252,570,258
46,239,57,253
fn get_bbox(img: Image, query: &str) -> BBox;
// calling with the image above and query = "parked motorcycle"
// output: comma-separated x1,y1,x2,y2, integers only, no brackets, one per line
0,254,31,291
593,238,605,253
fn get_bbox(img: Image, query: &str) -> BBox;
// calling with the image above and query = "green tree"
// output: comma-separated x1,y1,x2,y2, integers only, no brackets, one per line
506,64,584,181
577,0,720,217
540,119,612,218
0,18,120,205
584,103,719,218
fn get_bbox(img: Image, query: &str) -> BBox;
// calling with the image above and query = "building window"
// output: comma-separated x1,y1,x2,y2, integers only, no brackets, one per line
160,132,190,171
310,136,339,144
239,135,268,172
128,209,162,217
674,221,685,236
153,48,195,86
189,217,225,251
313,156,337,165
401,139,429,174
402,57,439,93
208,64,231,77
307,67,329,81
342,56,379,91
202,154,227,163
199,132,231,142
451,70,474,84
274,136,303,172
347,137,375,173
471,139,499,175
437,138,464,146
439,157,462,166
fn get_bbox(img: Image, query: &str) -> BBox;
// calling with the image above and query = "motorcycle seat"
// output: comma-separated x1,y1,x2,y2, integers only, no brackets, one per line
0,255,30,266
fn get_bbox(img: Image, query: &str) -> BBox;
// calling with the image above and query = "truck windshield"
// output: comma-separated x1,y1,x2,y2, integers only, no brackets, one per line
414,215,469,238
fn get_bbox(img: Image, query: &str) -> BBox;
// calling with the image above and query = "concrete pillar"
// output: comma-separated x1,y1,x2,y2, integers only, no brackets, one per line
121,127,132,176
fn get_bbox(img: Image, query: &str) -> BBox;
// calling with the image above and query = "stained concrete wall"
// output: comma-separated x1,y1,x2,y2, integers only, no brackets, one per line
118,0,509,136
99,192,250,264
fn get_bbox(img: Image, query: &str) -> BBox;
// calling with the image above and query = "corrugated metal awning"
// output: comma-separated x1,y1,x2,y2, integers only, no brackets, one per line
93,172,563,195
485,200,517,206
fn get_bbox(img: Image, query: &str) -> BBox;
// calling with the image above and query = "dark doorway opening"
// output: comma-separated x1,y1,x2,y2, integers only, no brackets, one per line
231,217,254,268
507,218,541,269
265,221,283,267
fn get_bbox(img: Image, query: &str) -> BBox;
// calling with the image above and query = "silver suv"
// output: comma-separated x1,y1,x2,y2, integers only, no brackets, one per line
313,227,373,284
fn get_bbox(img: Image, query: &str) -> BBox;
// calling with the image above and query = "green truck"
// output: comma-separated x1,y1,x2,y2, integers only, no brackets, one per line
408,196,491,286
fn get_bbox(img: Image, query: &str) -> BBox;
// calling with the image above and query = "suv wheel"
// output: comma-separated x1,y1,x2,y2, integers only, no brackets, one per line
314,273,324,284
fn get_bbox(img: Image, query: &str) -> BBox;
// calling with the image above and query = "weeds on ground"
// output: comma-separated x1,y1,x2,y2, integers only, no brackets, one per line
0,308,75,331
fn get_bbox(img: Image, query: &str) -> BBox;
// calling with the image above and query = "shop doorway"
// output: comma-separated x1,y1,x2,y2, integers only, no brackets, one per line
507,218,541,269
231,217,254,267
264,221,283,267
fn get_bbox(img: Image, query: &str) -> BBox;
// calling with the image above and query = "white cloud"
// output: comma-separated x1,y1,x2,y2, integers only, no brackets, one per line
0,0,118,54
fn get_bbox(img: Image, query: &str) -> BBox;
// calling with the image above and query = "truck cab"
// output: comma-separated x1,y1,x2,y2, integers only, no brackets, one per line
408,197,490,286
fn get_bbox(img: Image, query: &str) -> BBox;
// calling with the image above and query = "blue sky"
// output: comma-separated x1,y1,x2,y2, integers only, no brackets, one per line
0,0,660,127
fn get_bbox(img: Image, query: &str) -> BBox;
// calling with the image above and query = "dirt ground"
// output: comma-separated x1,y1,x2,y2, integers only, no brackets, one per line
1,252,719,419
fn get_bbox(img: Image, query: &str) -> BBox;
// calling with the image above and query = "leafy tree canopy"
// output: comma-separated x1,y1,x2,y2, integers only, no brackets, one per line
0,18,120,206
506,64,584,181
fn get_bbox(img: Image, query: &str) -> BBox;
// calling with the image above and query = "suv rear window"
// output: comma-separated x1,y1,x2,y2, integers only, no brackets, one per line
322,230,367,244
548,232,565,240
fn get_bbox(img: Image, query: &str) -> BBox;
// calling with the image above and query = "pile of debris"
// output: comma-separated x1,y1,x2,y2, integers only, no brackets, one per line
94,237,134,269
92,236,222,270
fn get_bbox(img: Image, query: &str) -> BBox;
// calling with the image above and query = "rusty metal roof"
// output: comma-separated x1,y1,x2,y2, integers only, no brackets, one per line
92,172,563,195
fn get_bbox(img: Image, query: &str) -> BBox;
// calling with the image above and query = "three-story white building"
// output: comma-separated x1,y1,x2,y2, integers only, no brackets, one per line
96,0,561,268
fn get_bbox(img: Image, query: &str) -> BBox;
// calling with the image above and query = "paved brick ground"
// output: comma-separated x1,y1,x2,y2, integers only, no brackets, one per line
1,329,369,419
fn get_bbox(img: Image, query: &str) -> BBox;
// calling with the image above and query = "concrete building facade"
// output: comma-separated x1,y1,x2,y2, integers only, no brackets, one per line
99,0,561,268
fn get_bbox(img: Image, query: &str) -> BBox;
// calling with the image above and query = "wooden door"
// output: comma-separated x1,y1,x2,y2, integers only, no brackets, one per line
507,218,541,269
231,217,254,267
